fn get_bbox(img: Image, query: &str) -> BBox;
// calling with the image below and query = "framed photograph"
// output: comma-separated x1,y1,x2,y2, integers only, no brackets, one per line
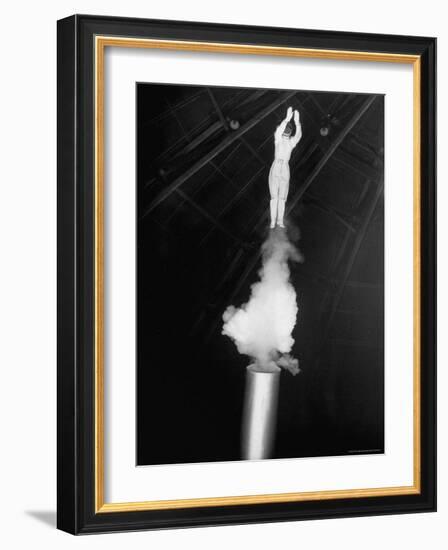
57,14,436,534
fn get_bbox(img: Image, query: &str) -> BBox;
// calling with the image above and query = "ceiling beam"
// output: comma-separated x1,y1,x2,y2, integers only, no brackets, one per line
207,88,229,130
304,192,357,233
171,120,224,160
286,95,377,215
164,143,241,224
174,188,248,246
320,179,384,340
199,165,267,247
141,91,297,219
142,89,205,127
223,95,378,304
333,148,382,181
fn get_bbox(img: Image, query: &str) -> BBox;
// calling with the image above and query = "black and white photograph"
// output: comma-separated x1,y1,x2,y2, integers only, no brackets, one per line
137,83,385,466
0,0,441,544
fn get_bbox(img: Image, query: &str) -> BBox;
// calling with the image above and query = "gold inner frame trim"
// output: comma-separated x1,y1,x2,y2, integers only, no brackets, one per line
94,35,421,513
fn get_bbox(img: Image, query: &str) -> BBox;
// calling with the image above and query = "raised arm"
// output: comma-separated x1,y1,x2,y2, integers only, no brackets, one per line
275,106,293,141
290,110,302,148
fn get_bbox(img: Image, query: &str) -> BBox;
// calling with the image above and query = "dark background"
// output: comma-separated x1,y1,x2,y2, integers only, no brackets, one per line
136,83,384,465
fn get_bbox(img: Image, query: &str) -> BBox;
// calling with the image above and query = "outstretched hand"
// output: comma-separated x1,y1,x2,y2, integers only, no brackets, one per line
290,109,302,146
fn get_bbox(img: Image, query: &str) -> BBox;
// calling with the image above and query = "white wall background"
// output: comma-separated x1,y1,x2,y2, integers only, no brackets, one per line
0,1,443,548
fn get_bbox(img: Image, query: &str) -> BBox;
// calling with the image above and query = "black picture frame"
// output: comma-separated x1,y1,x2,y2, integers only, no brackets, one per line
57,14,436,535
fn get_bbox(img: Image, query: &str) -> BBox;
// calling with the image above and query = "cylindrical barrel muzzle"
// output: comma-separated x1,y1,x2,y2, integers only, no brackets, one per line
241,364,281,460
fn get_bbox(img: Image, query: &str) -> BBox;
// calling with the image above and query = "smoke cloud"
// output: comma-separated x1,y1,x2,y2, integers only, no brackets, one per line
222,229,302,375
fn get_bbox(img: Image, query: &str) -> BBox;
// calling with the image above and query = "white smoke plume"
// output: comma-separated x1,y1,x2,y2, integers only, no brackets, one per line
222,229,303,375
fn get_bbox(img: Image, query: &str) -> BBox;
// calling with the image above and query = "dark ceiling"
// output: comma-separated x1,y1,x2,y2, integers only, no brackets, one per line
137,83,384,465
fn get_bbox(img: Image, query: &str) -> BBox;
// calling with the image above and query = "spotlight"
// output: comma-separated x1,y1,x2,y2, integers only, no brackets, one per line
320,113,340,137
320,114,333,137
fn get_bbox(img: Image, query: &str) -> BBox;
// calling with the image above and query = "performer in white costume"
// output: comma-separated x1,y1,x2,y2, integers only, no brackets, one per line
269,106,302,228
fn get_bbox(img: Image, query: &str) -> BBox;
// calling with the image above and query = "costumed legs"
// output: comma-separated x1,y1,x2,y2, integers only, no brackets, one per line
269,166,279,228
269,162,290,228
269,198,278,228
277,177,289,228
